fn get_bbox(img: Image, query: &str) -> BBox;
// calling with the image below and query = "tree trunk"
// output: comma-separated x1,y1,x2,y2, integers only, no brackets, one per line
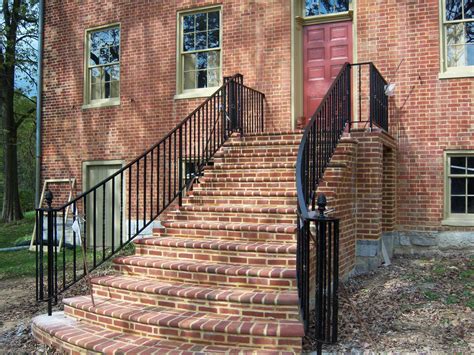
0,0,24,222
2,123,23,222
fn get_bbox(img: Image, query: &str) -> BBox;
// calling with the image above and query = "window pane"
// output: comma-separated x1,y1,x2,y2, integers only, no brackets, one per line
334,0,349,12
195,32,207,50
451,177,466,194
446,0,463,20
447,24,464,45
197,52,208,70
197,70,207,88
448,45,466,66
451,156,466,174
305,0,348,16
90,27,120,65
104,65,120,81
183,15,194,33
467,44,474,65
183,33,194,52
467,22,474,42
90,68,101,85
468,157,474,174
208,51,220,68
465,0,474,19
208,11,219,30
208,69,219,87
110,81,119,98
468,197,474,213
196,13,207,31
469,178,474,194
208,30,219,48
184,53,196,71
184,71,196,90
451,196,466,213
91,84,101,100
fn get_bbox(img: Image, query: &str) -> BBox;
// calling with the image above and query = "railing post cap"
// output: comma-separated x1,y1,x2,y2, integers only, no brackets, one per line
317,194,327,218
45,190,53,209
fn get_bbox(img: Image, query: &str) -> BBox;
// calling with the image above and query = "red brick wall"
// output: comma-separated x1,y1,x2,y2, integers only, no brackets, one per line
41,0,292,196
356,0,474,231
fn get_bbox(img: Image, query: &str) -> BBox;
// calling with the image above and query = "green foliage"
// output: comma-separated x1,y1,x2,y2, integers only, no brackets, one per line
0,209,34,248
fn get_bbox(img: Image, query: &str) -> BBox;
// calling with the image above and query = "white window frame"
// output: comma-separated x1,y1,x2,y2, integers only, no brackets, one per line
83,23,121,109
439,0,474,79
175,6,223,100
443,151,474,226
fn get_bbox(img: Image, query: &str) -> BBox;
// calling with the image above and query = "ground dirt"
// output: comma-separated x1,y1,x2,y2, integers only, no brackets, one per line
0,254,472,354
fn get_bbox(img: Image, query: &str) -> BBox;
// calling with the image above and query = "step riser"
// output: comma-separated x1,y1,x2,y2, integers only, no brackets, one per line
65,305,301,351
135,245,296,267
166,212,297,224
203,170,295,179
113,264,296,291
227,134,302,143
32,325,99,355
91,284,299,320
154,229,296,243
220,147,299,156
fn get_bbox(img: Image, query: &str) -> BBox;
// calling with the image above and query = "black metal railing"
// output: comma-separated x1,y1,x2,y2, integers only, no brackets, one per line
295,62,388,352
36,74,265,314
351,62,389,131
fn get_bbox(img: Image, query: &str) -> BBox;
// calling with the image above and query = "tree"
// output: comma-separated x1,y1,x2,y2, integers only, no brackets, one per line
0,0,38,222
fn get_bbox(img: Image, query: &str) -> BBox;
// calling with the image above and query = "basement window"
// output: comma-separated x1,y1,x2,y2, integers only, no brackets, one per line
84,25,120,107
439,0,474,78
443,152,474,226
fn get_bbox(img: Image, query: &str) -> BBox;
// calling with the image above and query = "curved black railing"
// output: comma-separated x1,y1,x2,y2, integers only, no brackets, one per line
36,74,265,314
295,62,388,350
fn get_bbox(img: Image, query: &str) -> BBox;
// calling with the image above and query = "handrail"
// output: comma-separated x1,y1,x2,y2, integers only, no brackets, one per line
295,62,389,349
36,74,265,314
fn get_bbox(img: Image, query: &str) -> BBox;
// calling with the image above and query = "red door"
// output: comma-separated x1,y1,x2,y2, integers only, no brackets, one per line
303,21,352,122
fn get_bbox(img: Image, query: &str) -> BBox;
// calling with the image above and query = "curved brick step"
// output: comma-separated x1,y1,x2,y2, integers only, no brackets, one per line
113,256,297,290
190,190,297,197
203,168,294,179
212,162,295,170
195,176,295,191
155,221,297,243
220,145,300,157
32,312,294,354
214,150,298,165
224,139,301,148
166,209,296,225
228,131,302,140
184,194,296,207
134,236,296,267
91,275,299,319
63,296,303,350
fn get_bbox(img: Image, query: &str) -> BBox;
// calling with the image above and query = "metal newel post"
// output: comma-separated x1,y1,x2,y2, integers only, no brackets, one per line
178,126,183,206
45,190,54,316
317,193,327,219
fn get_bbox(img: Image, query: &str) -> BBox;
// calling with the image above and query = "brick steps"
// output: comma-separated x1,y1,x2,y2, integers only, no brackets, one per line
165,209,296,224
32,131,304,353
63,296,303,350
90,275,299,319
113,256,297,290
134,236,296,266
33,313,294,354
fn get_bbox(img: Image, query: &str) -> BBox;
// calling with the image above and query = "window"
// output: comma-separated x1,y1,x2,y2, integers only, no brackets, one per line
177,7,221,96
85,25,120,105
444,152,474,225
304,0,349,17
440,0,474,76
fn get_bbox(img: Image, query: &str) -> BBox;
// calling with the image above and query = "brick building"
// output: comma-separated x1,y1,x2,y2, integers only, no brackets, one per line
33,0,474,352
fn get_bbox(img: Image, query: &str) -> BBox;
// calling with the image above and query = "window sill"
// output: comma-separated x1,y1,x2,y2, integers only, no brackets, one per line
438,69,474,80
174,88,218,100
441,217,474,227
82,99,120,110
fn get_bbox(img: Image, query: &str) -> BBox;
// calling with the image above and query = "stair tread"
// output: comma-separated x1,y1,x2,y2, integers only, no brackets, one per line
159,221,296,233
178,205,296,214
114,256,296,278
93,275,298,305
200,176,295,182
190,190,297,197
33,313,295,354
136,236,296,254
212,162,295,170
225,139,300,147
64,296,304,337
